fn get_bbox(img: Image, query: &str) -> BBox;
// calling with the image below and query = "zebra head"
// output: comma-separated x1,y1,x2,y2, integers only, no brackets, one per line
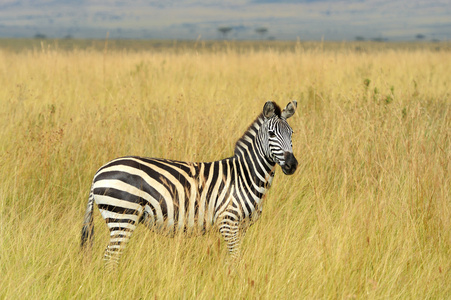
262,101,298,175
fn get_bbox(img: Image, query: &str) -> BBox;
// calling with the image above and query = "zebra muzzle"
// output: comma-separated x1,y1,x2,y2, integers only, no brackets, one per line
282,152,298,175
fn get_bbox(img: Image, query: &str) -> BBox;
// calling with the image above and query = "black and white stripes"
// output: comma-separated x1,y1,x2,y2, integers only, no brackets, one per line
81,101,298,268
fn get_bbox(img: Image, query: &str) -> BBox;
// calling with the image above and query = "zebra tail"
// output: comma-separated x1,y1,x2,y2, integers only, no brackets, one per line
81,186,95,250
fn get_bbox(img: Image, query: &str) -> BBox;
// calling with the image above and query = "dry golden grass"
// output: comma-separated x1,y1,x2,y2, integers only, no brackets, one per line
0,40,450,298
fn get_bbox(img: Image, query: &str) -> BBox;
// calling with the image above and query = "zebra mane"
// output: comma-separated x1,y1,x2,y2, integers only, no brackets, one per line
233,102,281,156
271,102,282,117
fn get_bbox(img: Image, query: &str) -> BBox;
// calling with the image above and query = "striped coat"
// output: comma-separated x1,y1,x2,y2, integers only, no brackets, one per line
81,101,298,267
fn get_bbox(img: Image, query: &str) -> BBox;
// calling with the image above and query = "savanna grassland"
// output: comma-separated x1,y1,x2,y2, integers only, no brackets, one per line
0,39,450,299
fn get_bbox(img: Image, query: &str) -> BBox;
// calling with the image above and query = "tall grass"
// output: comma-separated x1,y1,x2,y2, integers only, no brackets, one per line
0,41,449,298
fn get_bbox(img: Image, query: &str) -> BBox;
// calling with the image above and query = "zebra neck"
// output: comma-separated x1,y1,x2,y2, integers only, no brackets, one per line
233,114,276,187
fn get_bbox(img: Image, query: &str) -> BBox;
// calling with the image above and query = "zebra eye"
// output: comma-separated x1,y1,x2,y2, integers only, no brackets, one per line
268,130,276,138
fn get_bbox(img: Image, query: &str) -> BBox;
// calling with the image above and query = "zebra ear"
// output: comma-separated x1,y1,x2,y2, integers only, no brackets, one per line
281,100,297,119
263,101,276,118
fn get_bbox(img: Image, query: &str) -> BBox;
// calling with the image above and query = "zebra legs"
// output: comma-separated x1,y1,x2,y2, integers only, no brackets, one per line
103,220,137,269
219,217,246,260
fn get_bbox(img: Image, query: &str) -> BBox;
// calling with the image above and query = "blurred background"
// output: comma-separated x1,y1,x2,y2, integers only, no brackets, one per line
0,0,450,41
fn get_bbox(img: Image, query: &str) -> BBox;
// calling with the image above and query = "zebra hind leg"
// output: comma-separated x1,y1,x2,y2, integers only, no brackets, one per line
103,219,138,270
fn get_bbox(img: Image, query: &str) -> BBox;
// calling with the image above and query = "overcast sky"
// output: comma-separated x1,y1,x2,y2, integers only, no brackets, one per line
0,0,450,40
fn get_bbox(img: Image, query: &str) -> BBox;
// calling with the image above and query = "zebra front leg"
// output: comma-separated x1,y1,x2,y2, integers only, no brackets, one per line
219,218,246,260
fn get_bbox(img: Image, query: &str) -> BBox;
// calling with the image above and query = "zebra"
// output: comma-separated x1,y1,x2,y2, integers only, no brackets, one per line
81,100,298,268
